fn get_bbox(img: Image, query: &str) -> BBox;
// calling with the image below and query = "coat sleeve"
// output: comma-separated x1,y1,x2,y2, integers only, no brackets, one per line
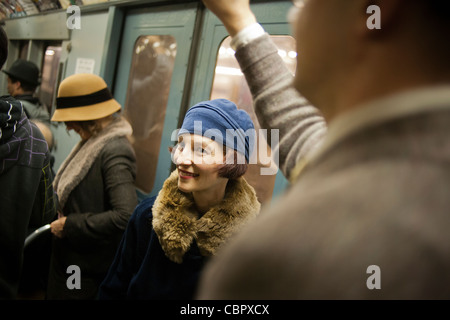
97,198,153,299
63,138,138,248
28,127,57,233
234,33,327,180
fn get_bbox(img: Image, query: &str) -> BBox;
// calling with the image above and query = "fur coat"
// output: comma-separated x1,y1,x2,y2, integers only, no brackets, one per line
98,170,261,299
152,170,261,263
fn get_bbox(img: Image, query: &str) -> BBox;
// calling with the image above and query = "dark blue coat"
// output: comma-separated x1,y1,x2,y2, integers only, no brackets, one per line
98,196,206,299
98,169,260,300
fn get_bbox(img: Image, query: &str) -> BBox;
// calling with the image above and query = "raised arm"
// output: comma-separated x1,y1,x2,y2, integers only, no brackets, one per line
202,0,327,180
202,0,257,36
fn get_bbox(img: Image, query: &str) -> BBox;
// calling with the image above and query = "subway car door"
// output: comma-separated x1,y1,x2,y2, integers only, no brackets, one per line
190,1,295,205
113,3,199,199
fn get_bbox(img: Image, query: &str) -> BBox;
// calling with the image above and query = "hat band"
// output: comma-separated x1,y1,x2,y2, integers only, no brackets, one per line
56,88,113,109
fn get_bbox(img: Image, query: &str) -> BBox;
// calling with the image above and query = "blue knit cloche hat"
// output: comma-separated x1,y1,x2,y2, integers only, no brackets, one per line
178,99,255,163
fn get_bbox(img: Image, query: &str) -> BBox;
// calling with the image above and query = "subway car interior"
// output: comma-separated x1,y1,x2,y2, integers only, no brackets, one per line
2,0,450,306
1,0,296,300
0,0,295,204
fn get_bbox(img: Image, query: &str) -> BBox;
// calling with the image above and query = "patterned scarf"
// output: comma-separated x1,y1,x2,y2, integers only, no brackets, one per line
0,96,22,144
1,97,47,175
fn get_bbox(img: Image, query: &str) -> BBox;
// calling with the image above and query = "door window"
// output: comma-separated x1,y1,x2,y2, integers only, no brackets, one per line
39,45,62,112
210,35,296,203
124,35,177,194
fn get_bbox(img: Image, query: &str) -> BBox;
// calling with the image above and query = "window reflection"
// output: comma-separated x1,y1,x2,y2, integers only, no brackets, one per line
124,35,176,194
39,46,62,113
211,36,296,204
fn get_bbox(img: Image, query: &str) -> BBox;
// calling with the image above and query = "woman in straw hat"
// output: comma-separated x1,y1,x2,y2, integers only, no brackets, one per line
98,99,261,299
46,73,138,299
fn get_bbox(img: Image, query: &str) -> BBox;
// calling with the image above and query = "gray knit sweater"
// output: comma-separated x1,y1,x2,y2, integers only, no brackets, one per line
234,33,327,180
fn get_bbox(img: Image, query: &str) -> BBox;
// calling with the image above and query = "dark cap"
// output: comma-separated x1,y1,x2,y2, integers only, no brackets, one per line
2,59,40,87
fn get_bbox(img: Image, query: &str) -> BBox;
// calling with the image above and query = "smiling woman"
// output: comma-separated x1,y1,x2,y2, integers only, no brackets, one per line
98,99,261,299
174,134,229,215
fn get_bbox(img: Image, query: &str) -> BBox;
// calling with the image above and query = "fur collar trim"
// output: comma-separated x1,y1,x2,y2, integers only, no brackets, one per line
152,170,261,264
53,117,132,210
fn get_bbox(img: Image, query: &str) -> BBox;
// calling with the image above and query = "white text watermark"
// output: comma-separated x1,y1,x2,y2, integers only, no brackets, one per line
67,5,81,30
170,121,280,176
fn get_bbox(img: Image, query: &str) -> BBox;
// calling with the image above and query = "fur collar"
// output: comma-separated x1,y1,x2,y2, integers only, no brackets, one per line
53,116,132,210
152,170,261,264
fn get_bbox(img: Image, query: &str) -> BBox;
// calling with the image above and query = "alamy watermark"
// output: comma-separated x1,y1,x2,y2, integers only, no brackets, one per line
66,265,81,290
67,5,81,30
64,264,382,292
66,4,382,31
366,265,381,290
170,121,280,176
367,5,381,30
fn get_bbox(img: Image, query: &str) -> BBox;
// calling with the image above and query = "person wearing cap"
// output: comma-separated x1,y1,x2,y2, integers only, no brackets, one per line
98,99,261,299
0,27,56,299
46,73,138,300
3,59,51,126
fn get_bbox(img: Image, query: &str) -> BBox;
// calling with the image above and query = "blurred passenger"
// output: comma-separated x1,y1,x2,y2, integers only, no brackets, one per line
197,0,450,299
2,59,55,173
3,59,50,126
98,99,260,299
46,73,138,300
0,26,56,299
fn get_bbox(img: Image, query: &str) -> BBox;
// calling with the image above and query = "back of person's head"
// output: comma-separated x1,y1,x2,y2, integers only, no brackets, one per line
0,26,8,70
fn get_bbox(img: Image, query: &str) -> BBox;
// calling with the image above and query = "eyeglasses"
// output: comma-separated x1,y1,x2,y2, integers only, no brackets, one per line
292,0,305,9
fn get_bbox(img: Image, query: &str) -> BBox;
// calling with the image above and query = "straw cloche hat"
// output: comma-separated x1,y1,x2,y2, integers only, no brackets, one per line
51,73,121,122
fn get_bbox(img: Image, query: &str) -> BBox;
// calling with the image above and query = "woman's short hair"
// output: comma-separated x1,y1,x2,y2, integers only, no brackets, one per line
66,120,103,137
66,114,119,137
217,149,248,180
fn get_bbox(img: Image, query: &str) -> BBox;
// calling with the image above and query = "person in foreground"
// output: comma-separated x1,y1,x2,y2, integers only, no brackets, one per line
196,0,450,299
0,26,56,299
98,99,260,299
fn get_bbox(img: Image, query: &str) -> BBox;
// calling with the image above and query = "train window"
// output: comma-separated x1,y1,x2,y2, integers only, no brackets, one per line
39,46,62,113
124,35,177,194
211,35,297,204
19,41,29,60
